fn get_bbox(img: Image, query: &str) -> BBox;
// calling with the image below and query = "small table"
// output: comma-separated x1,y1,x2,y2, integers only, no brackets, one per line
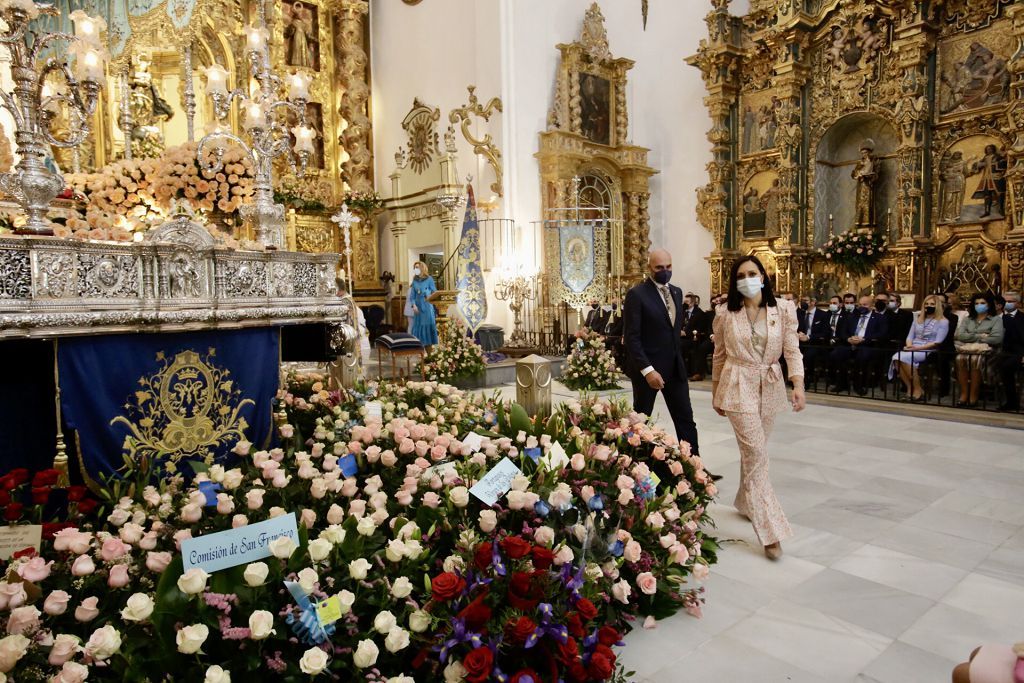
375,333,425,380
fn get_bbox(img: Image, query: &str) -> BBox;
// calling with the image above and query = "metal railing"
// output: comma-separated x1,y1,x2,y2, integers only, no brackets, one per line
798,344,1023,414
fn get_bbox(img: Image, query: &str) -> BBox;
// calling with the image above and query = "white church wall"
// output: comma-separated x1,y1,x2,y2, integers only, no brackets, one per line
504,0,715,303
370,0,717,322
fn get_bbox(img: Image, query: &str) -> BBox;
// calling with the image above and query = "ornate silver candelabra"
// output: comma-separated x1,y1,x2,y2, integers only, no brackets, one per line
495,271,535,347
197,3,314,249
0,4,105,235
330,205,363,376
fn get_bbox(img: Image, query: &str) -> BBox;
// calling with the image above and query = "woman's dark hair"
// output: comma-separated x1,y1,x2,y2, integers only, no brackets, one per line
968,292,996,320
726,255,777,312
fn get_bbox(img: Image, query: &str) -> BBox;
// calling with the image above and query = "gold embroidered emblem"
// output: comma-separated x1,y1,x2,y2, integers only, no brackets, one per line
111,349,254,465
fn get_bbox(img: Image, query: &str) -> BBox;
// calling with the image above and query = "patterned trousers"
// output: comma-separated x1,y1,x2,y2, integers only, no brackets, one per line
727,410,792,547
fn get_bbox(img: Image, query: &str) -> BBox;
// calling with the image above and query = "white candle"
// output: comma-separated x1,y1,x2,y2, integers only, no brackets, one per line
204,64,229,98
287,72,311,101
76,48,105,82
242,101,265,131
244,26,269,53
292,124,315,154
70,11,104,48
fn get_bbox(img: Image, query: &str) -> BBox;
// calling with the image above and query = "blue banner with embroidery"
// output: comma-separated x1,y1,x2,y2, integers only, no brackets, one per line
455,185,488,334
57,328,278,478
559,222,596,294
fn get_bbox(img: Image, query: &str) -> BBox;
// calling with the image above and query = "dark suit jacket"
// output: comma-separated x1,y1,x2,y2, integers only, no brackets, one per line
624,279,686,380
604,312,623,337
800,308,832,343
682,306,711,340
839,309,890,346
940,311,958,353
887,309,915,347
1002,311,1024,355
584,308,610,333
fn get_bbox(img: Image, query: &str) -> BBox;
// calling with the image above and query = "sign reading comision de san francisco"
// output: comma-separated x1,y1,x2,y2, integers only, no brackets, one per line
181,512,299,573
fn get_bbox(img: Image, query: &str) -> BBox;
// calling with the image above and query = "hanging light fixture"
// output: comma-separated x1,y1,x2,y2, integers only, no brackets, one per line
642,0,649,30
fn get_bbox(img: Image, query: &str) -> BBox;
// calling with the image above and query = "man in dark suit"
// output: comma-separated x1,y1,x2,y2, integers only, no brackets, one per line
680,293,712,381
828,294,890,394
584,301,609,333
798,295,832,381
933,292,959,397
885,292,915,349
603,300,625,367
998,291,1023,411
624,249,700,454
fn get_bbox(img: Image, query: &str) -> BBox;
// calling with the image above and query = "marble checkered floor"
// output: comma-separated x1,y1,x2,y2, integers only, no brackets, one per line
493,381,1024,683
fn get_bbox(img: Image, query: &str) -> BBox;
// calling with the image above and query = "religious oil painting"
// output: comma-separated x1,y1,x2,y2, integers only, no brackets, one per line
579,72,611,146
741,170,781,238
283,0,321,70
740,89,781,157
938,135,1007,224
938,30,1011,117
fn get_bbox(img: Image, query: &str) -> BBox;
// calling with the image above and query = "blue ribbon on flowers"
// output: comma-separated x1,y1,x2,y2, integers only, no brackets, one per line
525,602,569,649
438,618,483,662
633,476,656,501
283,580,336,646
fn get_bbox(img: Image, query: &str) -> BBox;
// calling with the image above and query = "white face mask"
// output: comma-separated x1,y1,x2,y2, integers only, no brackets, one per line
737,276,762,299
413,267,421,276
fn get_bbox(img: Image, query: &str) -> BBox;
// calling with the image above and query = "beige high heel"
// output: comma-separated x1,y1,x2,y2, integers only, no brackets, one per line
764,542,783,560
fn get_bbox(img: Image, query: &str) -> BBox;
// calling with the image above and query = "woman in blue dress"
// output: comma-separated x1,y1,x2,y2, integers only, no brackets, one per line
889,293,950,401
408,261,438,348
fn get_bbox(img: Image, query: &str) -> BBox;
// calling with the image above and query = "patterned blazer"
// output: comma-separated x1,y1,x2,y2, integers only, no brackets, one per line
711,299,804,415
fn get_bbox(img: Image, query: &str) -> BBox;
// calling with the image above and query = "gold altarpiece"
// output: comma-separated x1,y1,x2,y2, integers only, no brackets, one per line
34,0,379,296
538,2,657,302
689,0,1024,300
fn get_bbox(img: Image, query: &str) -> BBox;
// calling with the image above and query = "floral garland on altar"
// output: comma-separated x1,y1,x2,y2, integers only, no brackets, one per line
562,330,621,392
0,373,717,681
420,319,486,384
64,142,255,240
818,231,886,276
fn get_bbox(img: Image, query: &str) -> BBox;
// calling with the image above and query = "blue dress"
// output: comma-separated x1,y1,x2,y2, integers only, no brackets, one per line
888,317,949,378
409,275,438,346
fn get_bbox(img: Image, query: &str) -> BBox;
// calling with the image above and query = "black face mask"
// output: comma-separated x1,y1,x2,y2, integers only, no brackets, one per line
611,303,618,310
858,306,871,316
874,300,887,312
591,303,599,310
925,306,936,315
681,303,690,312
800,302,809,311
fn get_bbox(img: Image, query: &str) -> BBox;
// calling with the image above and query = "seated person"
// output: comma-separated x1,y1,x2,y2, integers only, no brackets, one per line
798,295,833,379
923,292,961,397
955,292,1003,407
998,291,1024,412
885,292,915,350
828,294,890,395
889,294,949,401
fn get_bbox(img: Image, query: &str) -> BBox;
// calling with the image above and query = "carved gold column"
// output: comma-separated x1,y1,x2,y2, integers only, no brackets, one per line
888,14,936,295
687,1,741,293
337,0,372,192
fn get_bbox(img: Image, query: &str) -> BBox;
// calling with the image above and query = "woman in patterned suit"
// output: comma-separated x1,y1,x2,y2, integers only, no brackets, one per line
712,256,805,560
